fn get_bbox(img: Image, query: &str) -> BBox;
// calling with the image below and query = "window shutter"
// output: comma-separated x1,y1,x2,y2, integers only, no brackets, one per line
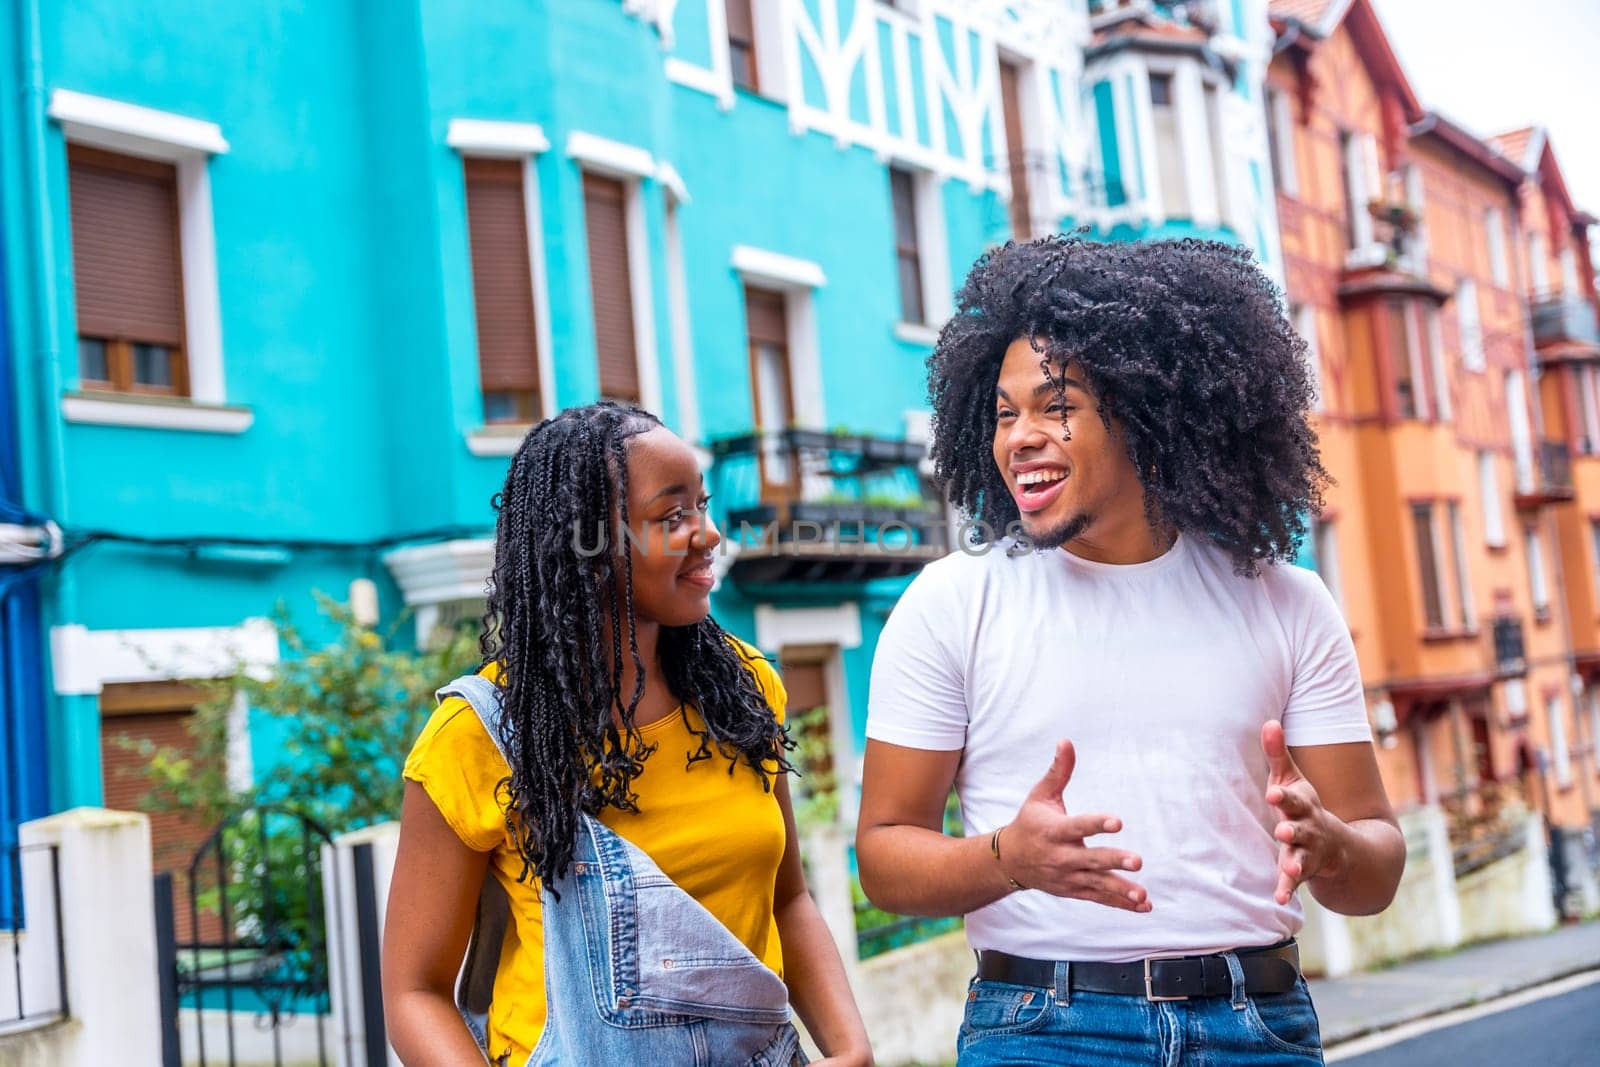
464,158,541,413
1411,503,1445,629
583,173,641,403
780,660,828,713
999,59,1031,239
67,145,185,347
745,288,788,348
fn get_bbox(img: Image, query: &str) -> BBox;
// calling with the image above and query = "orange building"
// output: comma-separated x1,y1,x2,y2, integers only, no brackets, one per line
1266,0,1600,899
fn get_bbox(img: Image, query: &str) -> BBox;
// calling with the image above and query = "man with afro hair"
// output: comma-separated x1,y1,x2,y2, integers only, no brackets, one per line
857,236,1403,1064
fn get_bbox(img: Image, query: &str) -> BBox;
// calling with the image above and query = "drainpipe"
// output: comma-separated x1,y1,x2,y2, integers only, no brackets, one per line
18,0,87,810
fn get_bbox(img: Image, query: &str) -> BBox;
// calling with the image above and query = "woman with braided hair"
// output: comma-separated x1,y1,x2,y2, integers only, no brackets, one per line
382,402,871,1066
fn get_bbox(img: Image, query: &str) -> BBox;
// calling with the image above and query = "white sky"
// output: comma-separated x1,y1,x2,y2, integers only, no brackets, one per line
1372,0,1600,222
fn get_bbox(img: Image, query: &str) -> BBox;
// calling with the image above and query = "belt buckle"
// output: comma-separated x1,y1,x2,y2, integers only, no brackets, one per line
1143,954,1190,1002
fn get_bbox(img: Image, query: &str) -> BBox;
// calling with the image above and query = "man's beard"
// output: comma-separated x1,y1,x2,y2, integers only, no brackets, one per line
1025,511,1091,550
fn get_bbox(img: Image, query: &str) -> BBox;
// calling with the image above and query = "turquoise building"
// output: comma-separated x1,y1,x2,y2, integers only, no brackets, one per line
0,0,1277,848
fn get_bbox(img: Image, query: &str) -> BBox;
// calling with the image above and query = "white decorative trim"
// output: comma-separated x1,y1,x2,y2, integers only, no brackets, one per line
48,89,229,158
894,322,940,346
383,539,494,607
666,57,735,111
177,157,226,403
656,162,690,204
787,289,826,429
465,428,528,457
521,157,558,418
664,199,702,443
754,603,863,653
50,619,279,695
566,131,656,180
730,245,827,289
1343,243,1388,272
62,394,252,434
445,118,550,157
624,182,664,416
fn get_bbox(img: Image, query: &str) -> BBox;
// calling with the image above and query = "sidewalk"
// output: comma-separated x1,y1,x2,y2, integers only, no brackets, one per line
1310,919,1600,1045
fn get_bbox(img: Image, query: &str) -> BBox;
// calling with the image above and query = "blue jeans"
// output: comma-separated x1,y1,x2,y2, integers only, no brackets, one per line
956,963,1324,1065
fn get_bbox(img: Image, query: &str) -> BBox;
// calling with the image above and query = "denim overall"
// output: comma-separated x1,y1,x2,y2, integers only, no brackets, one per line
437,675,807,1067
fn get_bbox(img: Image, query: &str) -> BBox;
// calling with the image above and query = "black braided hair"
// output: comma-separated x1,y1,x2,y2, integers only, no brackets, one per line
480,401,794,887
928,235,1328,576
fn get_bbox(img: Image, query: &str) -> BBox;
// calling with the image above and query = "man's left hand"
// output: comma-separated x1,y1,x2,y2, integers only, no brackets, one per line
1261,720,1349,905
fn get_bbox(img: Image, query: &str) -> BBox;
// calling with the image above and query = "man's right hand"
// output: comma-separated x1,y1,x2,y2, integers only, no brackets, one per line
995,739,1152,912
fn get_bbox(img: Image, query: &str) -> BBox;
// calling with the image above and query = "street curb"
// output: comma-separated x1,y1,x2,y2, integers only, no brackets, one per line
1321,961,1600,1047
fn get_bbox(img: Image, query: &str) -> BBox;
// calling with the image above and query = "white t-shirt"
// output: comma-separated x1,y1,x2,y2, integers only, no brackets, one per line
866,534,1371,962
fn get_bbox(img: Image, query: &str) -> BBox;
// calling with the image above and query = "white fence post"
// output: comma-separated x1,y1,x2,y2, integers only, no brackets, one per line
324,821,401,1067
17,808,160,1067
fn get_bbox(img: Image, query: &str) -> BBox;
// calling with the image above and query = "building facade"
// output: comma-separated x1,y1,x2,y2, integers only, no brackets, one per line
1267,0,1600,912
0,0,1276,858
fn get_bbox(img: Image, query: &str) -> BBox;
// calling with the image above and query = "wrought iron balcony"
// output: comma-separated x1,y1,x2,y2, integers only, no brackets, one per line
1514,440,1574,507
1491,616,1526,678
1531,295,1600,349
707,429,946,585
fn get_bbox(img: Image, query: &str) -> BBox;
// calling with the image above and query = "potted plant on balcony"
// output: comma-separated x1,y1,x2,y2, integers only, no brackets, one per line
785,424,844,453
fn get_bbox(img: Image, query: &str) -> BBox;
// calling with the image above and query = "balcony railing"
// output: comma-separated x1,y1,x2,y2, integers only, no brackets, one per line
1514,440,1575,507
1531,295,1600,349
708,429,946,585
1491,616,1526,678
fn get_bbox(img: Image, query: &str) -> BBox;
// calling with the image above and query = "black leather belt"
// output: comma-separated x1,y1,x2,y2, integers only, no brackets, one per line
975,940,1301,1001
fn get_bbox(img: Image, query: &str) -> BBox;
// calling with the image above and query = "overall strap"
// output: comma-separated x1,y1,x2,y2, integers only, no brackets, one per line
436,674,512,765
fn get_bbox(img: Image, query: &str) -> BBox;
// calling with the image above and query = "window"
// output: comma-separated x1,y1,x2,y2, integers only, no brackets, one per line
1265,87,1297,197
889,168,925,325
1313,519,1343,609
1561,246,1581,295
1340,131,1377,252
1527,526,1551,619
1590,520,1600,604
998,58,1032,239
1388,299,1430,420
1292,304,1323,412
464,159,541,424
1529,231,1549,295
779,651,835,804
67,145,187,396
746,287,794,491
726,0,758,92
1403,164,1428,270
1456,279,1484,372
1589,685,1600,773
1448,501,1474,629
1426,307,1450,420
1577,366,1600,456
1479,452,1506,548
1206,84,1230,223
1149,72,1189,219
582,173,641,404
1548,692,1573,788
1412,502,1447,630
1485,208,1508,288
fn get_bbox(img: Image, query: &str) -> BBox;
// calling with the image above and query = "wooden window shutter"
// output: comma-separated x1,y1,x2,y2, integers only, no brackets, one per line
780,660,828,713
999,59,1031,240
583,173,641,403
68,145,185,346
745,287,788,348
1411,503,1445,630
464,158,541,420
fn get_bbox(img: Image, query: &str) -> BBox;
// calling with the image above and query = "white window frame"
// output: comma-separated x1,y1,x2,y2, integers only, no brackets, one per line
1529,231,1550,295
888,163,953,342
731,246,827,429
568,132,665,417
1426,306,1450,420
1457,279,1485,373
1549,692,1573,789
1578,366,1600,456
1527,526,1551,616
1561,246,1581,295
49,89,244,433
1588,684,1600,773
1485,207,1508,288
662,187,702,446
448,120,558,455
1401,301,1431,421
1266,86,1297,198
1341,131,1383,267
1313,519,1344,611
1478,451,1506,548
1447,500,1474,629
1403,163,1428,272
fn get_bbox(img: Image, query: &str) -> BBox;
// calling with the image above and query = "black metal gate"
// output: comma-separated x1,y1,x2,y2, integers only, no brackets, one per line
153,806,335,1067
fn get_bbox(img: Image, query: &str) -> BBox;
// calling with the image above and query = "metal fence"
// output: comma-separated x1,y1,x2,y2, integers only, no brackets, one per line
0,841,67,1035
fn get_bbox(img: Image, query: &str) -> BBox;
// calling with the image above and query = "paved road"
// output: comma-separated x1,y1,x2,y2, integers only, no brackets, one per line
1334,981,1600,1067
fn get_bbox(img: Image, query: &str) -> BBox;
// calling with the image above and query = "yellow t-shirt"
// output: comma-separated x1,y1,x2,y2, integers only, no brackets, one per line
402,640,790,1063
